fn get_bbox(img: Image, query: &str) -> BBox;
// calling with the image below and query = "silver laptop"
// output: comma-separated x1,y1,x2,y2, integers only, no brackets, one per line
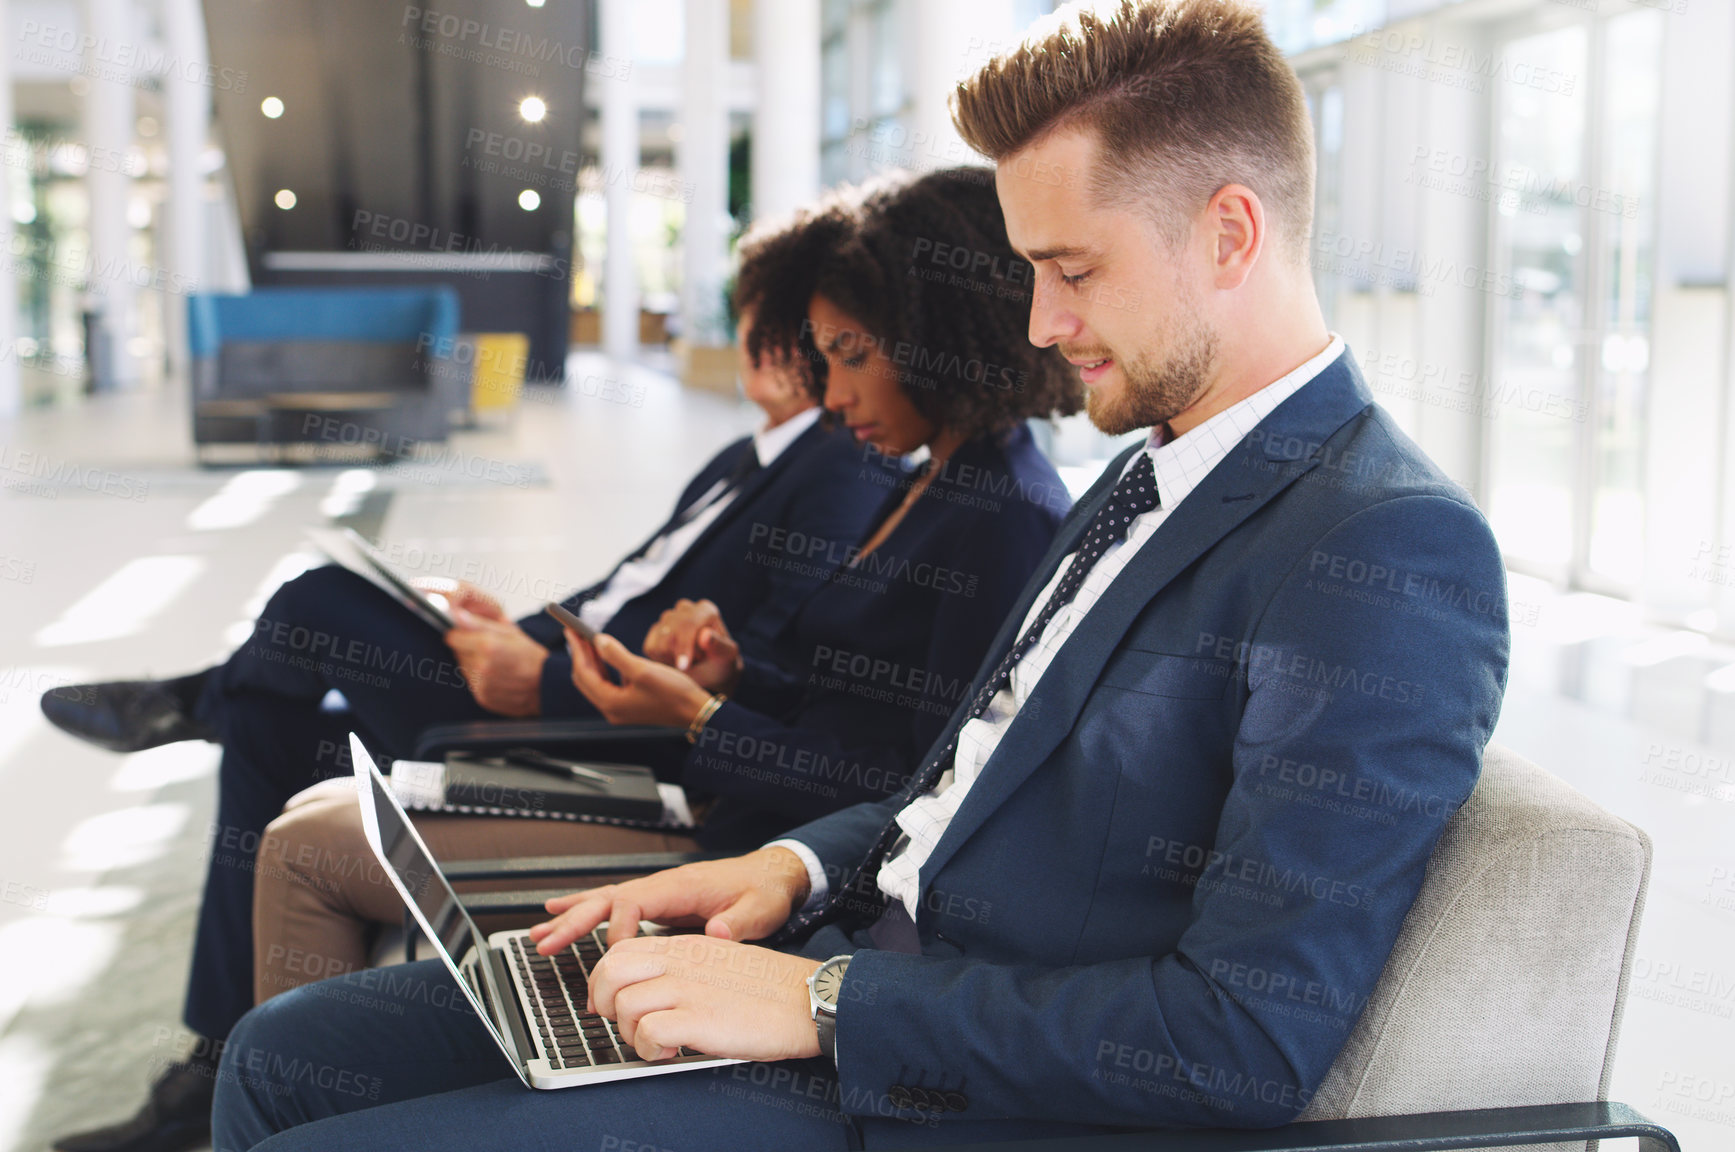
350,732,744,1088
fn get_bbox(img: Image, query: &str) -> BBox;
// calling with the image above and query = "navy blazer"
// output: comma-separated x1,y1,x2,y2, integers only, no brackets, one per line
783,351,1511,1140
685,423,1072,849
515,418,884,716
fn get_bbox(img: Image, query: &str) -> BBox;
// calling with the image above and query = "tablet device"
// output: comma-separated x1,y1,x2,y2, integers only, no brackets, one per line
307,527,456,631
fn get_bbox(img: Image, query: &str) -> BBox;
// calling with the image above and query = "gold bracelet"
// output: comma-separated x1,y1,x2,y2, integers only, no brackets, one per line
686,693,727,744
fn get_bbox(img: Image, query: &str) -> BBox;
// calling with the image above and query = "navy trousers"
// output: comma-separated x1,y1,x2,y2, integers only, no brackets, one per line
184,566,496,1041
213,946,1124,1150
211,959,859,1152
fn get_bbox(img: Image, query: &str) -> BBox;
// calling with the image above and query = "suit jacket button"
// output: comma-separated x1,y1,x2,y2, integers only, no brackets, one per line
888,1086,913,1109
944,1091,969,1112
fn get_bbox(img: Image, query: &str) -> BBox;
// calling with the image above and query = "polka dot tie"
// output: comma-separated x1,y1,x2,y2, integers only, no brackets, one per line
776,454,1160,940
959,452,1160,724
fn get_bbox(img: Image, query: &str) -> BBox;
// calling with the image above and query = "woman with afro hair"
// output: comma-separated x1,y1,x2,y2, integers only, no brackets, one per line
554,165,1085,845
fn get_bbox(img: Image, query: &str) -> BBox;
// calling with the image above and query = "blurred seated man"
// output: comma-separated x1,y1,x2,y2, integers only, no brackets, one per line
41,310,884,1152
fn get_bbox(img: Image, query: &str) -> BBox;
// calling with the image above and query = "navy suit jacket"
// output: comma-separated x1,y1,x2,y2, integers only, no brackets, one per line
516,418,884,717
783,352,1511,1139
685,423,1072,850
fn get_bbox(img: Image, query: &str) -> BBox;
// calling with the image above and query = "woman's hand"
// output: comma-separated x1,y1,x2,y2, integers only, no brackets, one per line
566,629,715,728
640,599,743,695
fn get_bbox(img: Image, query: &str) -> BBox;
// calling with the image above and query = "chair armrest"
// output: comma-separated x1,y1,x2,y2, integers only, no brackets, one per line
443,851,723,882
913,1102,1678,1152
460,888,606,916
412,720,687,763
451,851,726,919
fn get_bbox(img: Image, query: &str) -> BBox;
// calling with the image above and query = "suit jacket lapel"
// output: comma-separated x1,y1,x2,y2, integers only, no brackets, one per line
917,354,1376,889
572,435,762,604
954,442,1141,697
644,421,824,594
874,444,1139,796
692,421,815,538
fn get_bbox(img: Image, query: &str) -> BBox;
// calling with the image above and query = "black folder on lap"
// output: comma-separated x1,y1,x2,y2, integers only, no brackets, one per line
400,753,669,824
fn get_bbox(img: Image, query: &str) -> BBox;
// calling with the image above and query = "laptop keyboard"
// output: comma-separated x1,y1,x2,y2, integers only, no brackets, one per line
509,931,630,1069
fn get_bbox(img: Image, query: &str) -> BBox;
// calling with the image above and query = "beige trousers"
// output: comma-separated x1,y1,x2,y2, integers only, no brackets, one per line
251,781,697,1005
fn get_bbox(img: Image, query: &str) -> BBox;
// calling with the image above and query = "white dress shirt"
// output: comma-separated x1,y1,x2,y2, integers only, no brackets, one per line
578,406,821,631
775,337,1345,920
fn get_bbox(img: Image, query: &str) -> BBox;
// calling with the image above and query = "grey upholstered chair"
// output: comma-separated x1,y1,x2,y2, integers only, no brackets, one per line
428,737,1678,1152
1288,742,1657,1150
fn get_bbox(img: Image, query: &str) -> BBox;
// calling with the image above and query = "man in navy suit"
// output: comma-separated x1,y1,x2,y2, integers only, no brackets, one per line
45,317,887,1152
213,2,1511,1148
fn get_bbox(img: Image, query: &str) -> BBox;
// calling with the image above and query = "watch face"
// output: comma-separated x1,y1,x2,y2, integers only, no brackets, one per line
813,963,845,1007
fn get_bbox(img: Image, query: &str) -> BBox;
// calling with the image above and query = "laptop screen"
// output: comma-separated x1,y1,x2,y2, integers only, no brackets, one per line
349,732,527,1081
362,763,474,960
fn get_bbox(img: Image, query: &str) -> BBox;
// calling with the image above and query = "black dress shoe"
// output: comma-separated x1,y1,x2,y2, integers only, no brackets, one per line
40,680,215,754
53,1056,215,1152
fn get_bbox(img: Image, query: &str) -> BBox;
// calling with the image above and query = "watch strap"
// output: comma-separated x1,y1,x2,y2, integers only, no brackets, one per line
816,1010,838,1061
809,954,850,1062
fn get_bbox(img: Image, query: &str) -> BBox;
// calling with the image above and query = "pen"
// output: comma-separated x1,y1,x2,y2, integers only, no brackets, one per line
502,747,615,786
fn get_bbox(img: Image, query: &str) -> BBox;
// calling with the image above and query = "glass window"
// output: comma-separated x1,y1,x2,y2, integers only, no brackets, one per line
631,0,684,65
1585,7,1661,586
821,0,850,40
821,30,852,143
1012,0,1055,31
1484,23,1590,578
870,1,904,119
1305,80,1344,328
1266,0,1387,55
1482,11,1661,592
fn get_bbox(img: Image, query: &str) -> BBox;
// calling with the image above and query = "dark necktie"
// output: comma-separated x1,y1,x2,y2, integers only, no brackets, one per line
672,445,761,529
777,453,1161,939
562,445,764,618
722,443,764,489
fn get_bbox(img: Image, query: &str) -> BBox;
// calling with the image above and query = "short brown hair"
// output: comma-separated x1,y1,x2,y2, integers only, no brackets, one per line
734,167,1081,442
952,0,1314,256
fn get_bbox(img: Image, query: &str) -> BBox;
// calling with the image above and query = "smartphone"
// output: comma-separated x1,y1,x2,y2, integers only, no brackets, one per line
544,601,599,644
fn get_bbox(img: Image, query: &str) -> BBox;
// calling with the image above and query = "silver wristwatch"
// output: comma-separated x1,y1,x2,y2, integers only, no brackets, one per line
807,955,852,1060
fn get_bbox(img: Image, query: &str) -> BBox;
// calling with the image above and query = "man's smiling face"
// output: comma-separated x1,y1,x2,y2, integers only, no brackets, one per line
996,127,1221,437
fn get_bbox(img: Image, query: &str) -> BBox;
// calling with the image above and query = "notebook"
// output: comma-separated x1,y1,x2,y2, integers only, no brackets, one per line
389,755,695,829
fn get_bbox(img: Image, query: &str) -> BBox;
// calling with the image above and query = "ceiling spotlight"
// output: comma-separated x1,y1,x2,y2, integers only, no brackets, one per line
518,189,541,212
519,96,547,123
261,96,284,119
526,0,546,7
274,189,297,210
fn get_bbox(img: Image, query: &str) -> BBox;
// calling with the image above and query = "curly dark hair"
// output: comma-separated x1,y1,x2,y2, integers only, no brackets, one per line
734,167,1082,441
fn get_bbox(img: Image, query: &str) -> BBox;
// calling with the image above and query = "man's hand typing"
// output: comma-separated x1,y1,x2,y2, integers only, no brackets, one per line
588,935,824,1063
527,846,813,952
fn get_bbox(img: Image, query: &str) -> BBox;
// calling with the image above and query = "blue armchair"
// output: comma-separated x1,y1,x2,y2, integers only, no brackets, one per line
187,286,463,456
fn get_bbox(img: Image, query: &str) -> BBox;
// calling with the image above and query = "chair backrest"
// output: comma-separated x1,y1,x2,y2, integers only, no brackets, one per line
187,287,460,356
1302,743,1650,1142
